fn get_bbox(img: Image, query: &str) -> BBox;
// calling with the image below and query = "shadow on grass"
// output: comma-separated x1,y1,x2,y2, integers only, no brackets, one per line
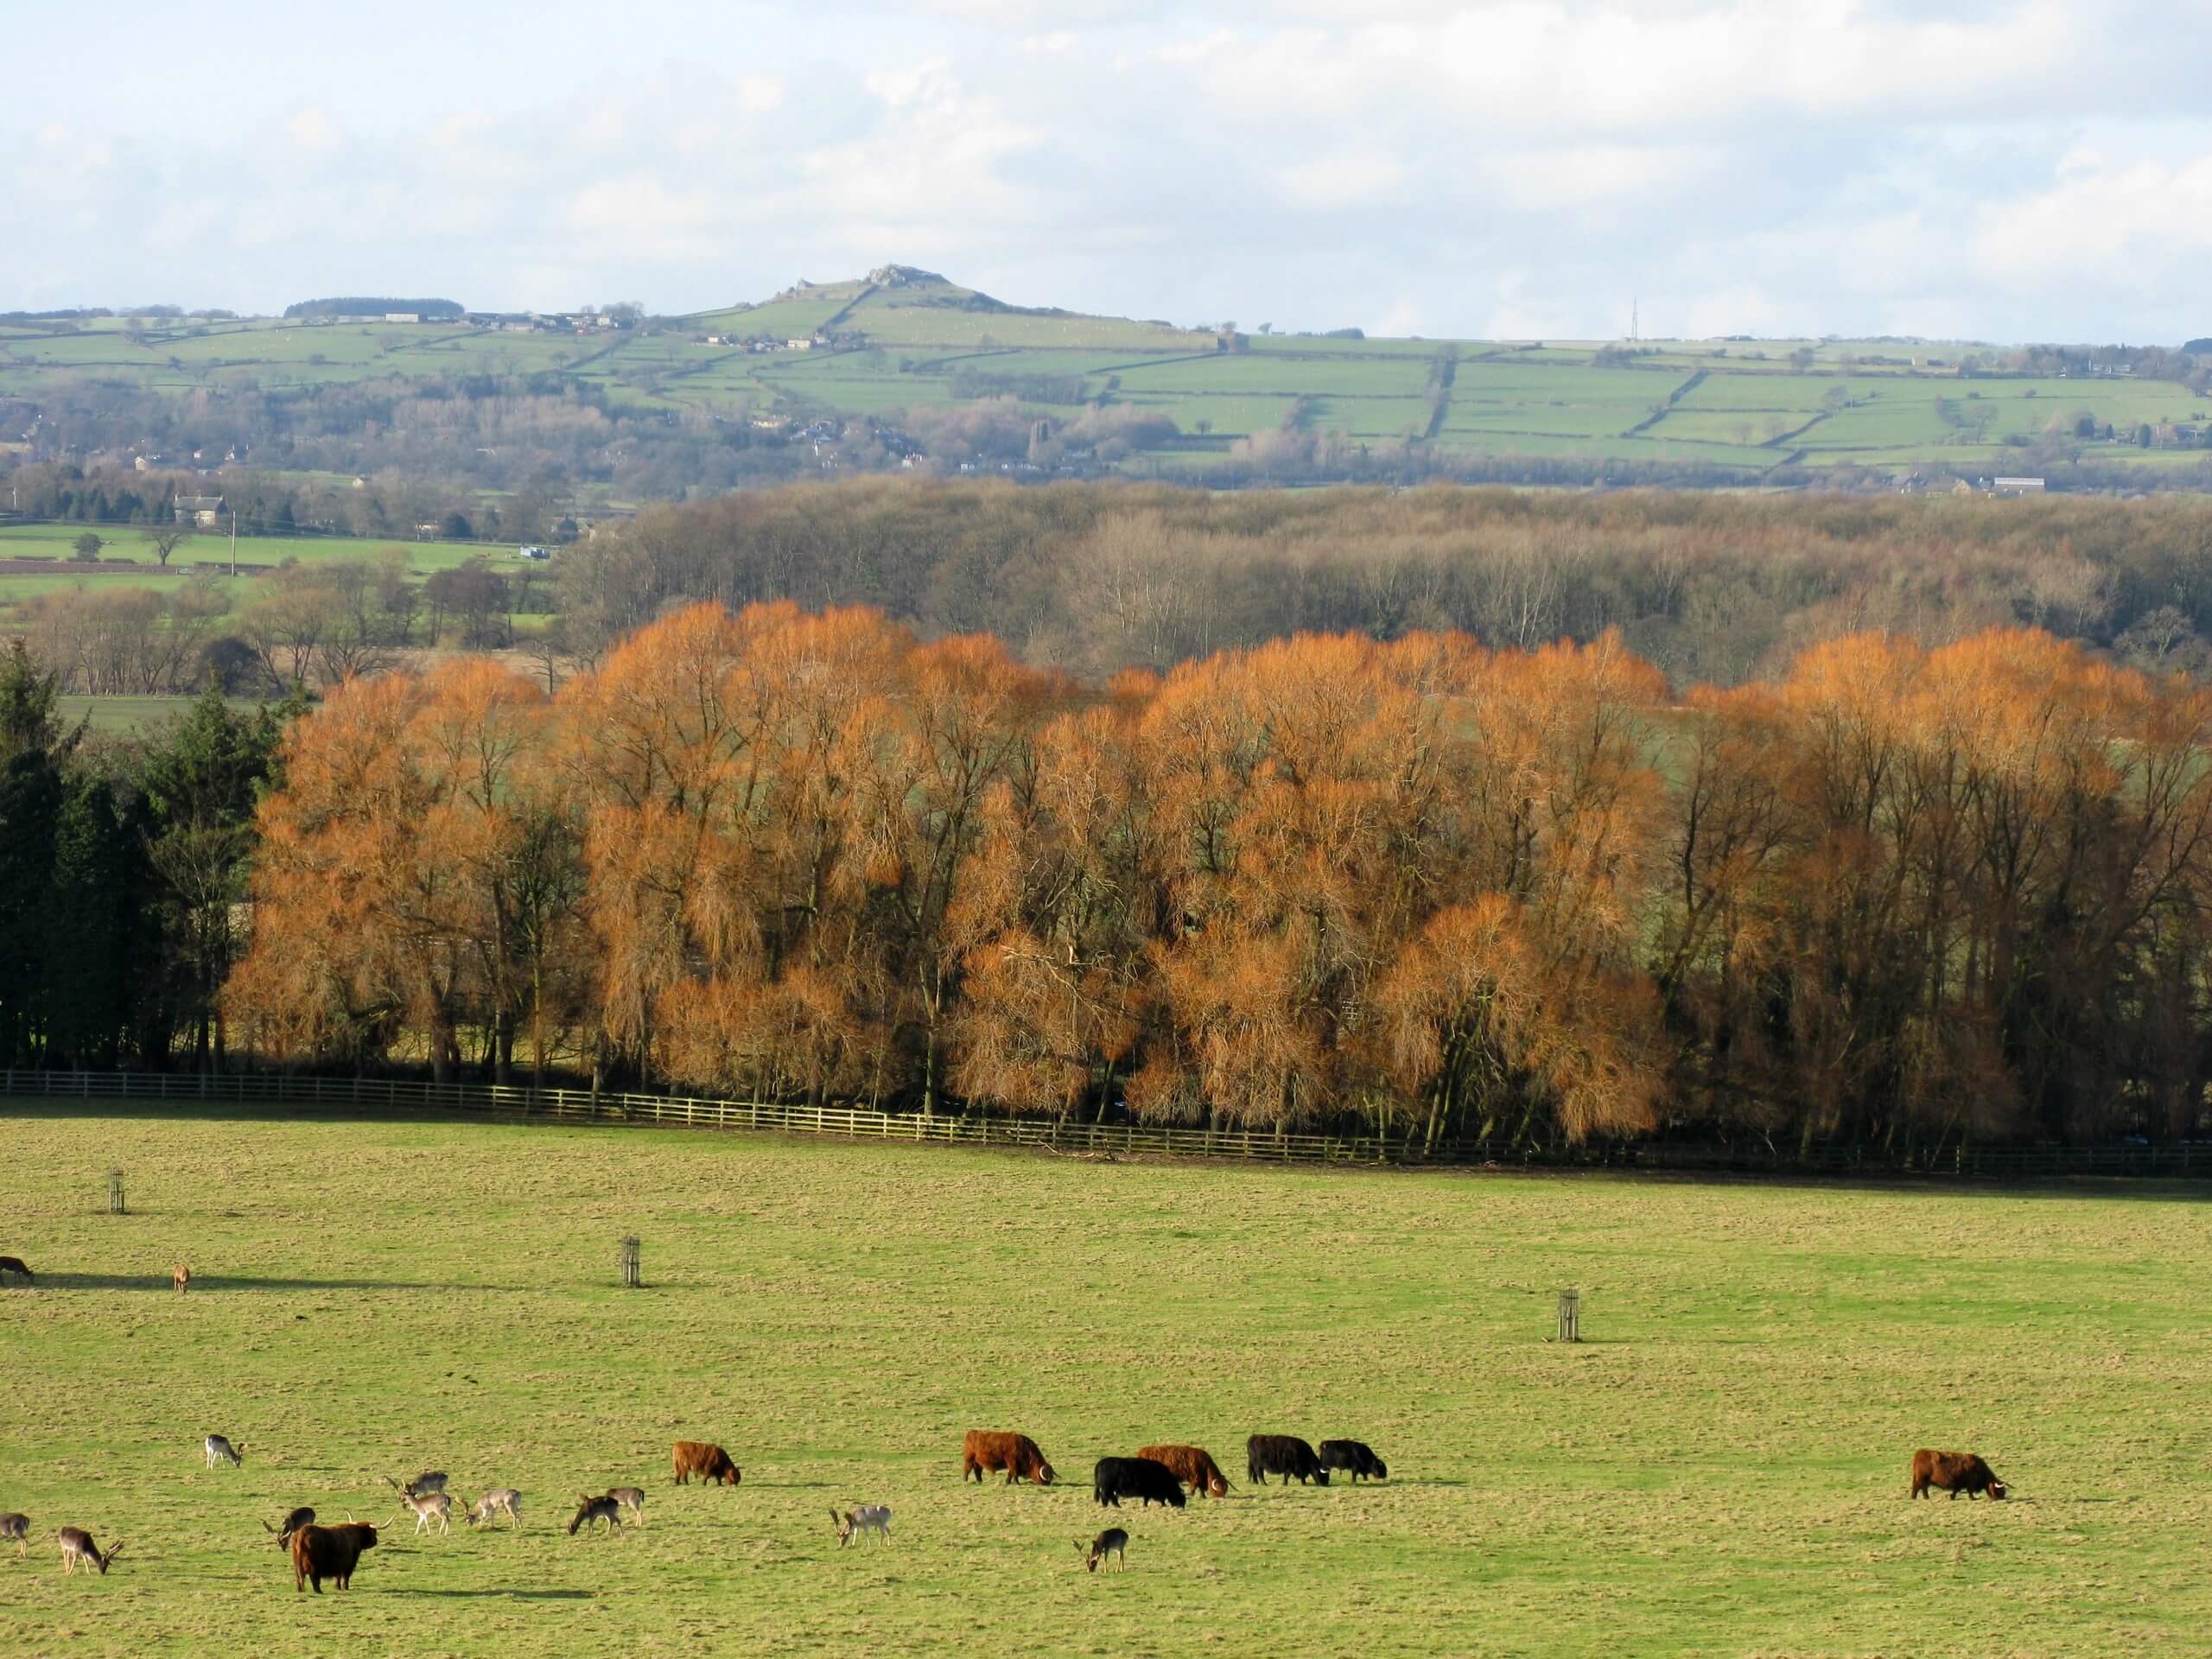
0,1099,548,1131
28,1272,532,1294
7,1098,2209,1202
391,1588,595,1600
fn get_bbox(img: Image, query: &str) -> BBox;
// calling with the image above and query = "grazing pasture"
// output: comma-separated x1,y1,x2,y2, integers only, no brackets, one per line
0,1107,2207,1656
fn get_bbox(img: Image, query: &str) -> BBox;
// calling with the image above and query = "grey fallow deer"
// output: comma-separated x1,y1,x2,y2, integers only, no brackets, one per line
387,1471,448,1499
58,1527,121,1575
390,1490,454,1536
1077,1528,1128,1573
607,1486,646,1527
467,1489,523,1529
0,1513,27,1557
832,1504,892,1548
203,1434,245,1470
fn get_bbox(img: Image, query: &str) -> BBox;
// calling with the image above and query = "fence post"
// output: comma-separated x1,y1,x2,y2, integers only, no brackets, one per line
620,1235,641,1289
107,1168,126,1216
1556,1289,1580,1343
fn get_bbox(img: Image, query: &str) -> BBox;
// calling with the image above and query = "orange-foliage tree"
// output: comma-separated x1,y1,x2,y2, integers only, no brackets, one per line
1662,630,2212,1148
226,609,2212,1148
226,660,588,1082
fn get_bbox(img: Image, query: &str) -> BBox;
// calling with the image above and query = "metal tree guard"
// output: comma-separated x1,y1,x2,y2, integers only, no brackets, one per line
620,1236,641,1289
1556,1289,1580,1343
107,1169,125,1215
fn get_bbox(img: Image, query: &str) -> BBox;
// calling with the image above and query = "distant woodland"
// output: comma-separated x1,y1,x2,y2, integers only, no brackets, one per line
553,481,2212,688
12,477,2212,707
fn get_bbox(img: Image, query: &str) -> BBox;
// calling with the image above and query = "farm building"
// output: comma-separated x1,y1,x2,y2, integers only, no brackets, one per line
174,493,226,526
1993,476,2046,495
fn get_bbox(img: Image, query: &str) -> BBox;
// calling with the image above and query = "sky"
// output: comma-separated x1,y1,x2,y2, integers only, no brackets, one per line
5,0,2209,344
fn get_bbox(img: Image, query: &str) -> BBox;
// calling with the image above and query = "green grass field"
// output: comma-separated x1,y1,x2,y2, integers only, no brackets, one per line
3,1106,2207,1656
0,525,526,610
52,696,257,734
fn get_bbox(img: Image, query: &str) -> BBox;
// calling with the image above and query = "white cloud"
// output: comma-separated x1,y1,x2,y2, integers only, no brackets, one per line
1972,150,2212,302
1276,151,1408,211
1370,296,1431,338
1154,29,1237,63
566,176,724,260
1471,143,1719,213
287,106,340,155
5,3,2211,338
734,74,785,113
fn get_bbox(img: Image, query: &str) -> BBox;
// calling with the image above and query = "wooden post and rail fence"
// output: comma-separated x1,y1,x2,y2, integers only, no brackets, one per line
3,1068,2207,1185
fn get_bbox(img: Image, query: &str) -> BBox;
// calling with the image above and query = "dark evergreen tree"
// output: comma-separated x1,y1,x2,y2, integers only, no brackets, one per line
0,644,73,1065
137,686,296,1069
45,779,137,1069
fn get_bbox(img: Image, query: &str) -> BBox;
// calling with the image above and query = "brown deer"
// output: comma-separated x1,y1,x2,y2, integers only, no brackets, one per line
58,1527,121,1575
0,1513,28,1556
1077,1528,1128,1573
171,1262,191,1295
264,1507,315,1548
567,1493,622,1535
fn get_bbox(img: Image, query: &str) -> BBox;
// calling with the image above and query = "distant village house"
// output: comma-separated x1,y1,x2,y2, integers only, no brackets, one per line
174,493,226,527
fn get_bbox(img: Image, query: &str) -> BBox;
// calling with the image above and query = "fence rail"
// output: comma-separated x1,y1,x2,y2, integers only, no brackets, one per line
3,1069,2205,1185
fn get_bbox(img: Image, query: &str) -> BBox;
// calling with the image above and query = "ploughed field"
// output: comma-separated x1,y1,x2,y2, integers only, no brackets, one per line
1,1107,2206,1656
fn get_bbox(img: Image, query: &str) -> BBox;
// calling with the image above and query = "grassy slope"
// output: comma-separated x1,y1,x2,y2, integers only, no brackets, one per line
52,696,267,733
1,1106,2206,1657
10,283,2206,482
0,525,521,609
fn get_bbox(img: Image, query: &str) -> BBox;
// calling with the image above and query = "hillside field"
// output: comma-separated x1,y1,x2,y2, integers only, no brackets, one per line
0,524,545,642
0,524,498,595
1,1107,2206,1656
9,275,2209,481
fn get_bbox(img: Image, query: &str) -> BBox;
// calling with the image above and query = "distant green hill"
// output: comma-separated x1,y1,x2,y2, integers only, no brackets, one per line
3,270,2208,486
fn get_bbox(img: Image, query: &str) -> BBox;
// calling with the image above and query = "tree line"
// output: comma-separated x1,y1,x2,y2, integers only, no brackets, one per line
0,648,293,1072
555,480,2212,689
19,556,556,696
221,604,2212,1152
20,476,2212,709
